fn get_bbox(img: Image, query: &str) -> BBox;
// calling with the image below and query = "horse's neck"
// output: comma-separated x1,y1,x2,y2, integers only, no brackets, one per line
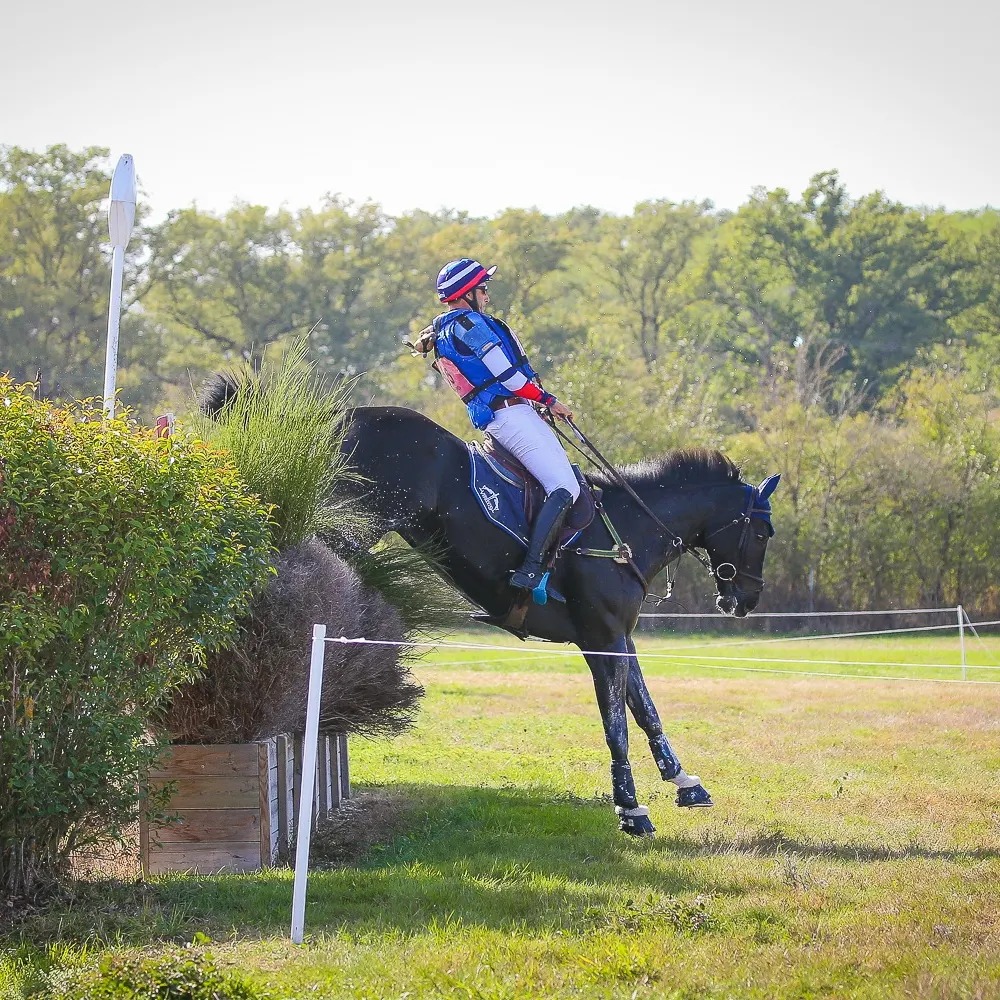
606,482,710,580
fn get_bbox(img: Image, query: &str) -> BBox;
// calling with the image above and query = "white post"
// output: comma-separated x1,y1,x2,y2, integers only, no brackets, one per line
103,154,136,417
291,623,327,944
957,605,966,682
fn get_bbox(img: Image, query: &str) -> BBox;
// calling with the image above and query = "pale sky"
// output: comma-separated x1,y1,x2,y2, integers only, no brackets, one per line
4,0,998,222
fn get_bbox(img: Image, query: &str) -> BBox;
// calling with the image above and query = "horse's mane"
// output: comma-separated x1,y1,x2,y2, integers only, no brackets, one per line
589,448,741,489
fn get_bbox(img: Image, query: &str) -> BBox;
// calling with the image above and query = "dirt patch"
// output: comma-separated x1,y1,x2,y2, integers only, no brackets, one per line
309,788,418,868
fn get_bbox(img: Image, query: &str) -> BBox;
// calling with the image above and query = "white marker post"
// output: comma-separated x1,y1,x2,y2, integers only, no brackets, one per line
103,154,137,417
958,605,966,682
291,623,327,944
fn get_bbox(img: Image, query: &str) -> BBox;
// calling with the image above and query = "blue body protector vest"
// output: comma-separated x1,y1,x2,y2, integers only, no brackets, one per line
432,309,539,429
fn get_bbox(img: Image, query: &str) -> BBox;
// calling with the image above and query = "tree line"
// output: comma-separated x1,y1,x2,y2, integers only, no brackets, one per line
2,144,998,618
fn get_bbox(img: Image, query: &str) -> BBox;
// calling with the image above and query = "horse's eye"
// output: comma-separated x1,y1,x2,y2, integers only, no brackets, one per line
755,531,768,542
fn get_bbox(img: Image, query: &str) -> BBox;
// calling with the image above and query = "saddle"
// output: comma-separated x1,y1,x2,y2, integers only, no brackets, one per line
474,434,599,547
463,435,602,638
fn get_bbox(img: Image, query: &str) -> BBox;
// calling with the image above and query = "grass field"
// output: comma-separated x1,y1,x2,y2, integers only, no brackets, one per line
3,629,999,998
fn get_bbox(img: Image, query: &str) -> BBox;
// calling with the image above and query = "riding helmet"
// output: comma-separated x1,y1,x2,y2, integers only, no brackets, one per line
436,258,498,303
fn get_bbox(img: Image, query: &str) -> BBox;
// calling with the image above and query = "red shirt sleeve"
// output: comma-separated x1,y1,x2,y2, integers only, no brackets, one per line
512,382,556,406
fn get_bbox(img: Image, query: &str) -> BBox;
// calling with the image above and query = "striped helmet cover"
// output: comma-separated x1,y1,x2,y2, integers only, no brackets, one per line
436,258,498,302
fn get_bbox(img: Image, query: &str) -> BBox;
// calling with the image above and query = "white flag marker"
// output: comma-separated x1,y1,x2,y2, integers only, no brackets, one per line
103,154,136,417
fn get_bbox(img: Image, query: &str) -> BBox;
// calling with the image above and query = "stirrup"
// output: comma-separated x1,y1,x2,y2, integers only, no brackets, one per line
510,568,565,605
533,571,566,604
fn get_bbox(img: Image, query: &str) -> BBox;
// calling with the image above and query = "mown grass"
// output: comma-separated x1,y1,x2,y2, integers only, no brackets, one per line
3,631,999,999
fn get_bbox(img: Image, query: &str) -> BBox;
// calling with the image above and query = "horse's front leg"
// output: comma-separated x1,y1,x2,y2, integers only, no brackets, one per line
583,638,656,837
624,636,713,808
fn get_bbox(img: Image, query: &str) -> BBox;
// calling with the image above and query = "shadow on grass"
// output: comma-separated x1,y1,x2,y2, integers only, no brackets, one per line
6,782,998,947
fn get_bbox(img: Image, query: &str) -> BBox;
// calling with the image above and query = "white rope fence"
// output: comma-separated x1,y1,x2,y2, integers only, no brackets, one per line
318,625,1000,674
638,607,962,617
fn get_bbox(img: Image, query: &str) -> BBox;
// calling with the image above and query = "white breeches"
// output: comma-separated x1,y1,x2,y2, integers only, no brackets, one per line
487,404,581,500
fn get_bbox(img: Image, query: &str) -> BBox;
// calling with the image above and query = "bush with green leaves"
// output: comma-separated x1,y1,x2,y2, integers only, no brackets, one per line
0,377,274,899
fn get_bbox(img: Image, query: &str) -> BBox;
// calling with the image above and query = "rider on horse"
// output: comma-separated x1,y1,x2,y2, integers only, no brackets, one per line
414,258,579,597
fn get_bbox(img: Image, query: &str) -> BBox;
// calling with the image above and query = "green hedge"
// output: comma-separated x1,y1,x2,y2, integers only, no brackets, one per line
0,378,274,898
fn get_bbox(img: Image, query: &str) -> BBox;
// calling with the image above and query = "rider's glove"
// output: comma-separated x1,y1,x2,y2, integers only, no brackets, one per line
409,325,437,357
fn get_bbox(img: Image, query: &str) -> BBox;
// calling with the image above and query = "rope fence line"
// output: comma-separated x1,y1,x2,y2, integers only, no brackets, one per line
629,661,1000,687
320,615,1000,686
647,620,1000,651
638,608,961,618
610,651,999,671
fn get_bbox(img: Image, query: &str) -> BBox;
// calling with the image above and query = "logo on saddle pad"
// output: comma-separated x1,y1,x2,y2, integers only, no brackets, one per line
478,484,501,514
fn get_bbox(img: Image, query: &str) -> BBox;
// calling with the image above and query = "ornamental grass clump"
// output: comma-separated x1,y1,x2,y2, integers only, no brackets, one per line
191,340,365,550
0,377,273,900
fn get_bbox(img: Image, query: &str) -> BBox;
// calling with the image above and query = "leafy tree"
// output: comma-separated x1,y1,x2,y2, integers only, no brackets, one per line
577,200,716,370
296,196,390,375
143,203,308,370
708,171,976,398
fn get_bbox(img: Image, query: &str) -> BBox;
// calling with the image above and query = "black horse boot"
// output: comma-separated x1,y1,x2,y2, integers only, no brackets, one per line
509,487,574,603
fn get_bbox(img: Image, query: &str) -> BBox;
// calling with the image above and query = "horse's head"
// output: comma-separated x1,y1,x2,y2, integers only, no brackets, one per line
702,474,780,617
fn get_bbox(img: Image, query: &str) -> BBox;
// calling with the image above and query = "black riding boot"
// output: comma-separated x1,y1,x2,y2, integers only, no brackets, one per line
510,487,574,594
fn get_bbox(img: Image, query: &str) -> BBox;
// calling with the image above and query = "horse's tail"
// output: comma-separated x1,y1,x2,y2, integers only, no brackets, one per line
198,370,245,419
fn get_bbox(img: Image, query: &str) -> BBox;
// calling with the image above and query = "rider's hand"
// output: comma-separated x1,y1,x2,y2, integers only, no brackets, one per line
548,400,574,422
413,325,436,356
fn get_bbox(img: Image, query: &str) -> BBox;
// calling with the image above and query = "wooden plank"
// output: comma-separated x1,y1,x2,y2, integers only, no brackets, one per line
146,843,262,875
330,732,342,811
292,731,303,827
317,733,331,819
269,777,280,865
149,744,259,778
139,809,150,876
338,732,350,800
150,774,258,810
259,738,277,865
149,809,259,844
275,734,291,863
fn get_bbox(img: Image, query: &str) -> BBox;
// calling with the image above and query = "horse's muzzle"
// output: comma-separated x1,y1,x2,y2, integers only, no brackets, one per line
716,584,760,618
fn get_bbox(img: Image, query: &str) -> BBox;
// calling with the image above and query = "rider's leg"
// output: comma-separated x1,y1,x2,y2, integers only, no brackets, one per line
487,403,580,498
487,405,580,591
509,487,574,590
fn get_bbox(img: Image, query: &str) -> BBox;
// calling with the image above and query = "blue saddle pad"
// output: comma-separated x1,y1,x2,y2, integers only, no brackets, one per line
467,443,583,549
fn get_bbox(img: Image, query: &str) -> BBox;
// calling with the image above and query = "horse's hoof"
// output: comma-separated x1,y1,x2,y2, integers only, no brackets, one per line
616,805,656,837
676,783,713,808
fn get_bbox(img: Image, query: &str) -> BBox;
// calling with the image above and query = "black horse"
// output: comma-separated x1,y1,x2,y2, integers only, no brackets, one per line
334,405,779,836
202,375,778,836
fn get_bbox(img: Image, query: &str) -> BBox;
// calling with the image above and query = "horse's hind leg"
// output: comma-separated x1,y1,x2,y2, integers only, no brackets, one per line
624,637,713,808
583,638,656,837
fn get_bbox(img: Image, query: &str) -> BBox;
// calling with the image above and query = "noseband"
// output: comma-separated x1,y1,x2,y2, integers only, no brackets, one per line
704,484,774,591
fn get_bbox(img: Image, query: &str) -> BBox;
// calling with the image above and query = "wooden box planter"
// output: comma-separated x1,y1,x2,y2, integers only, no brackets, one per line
140,731,349,875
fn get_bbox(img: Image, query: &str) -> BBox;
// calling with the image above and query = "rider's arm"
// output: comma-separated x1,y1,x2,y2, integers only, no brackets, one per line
457,313,558,406
479,345,557,406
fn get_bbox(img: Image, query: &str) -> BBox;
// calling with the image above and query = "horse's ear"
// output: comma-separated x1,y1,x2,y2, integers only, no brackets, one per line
757,474,780,500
